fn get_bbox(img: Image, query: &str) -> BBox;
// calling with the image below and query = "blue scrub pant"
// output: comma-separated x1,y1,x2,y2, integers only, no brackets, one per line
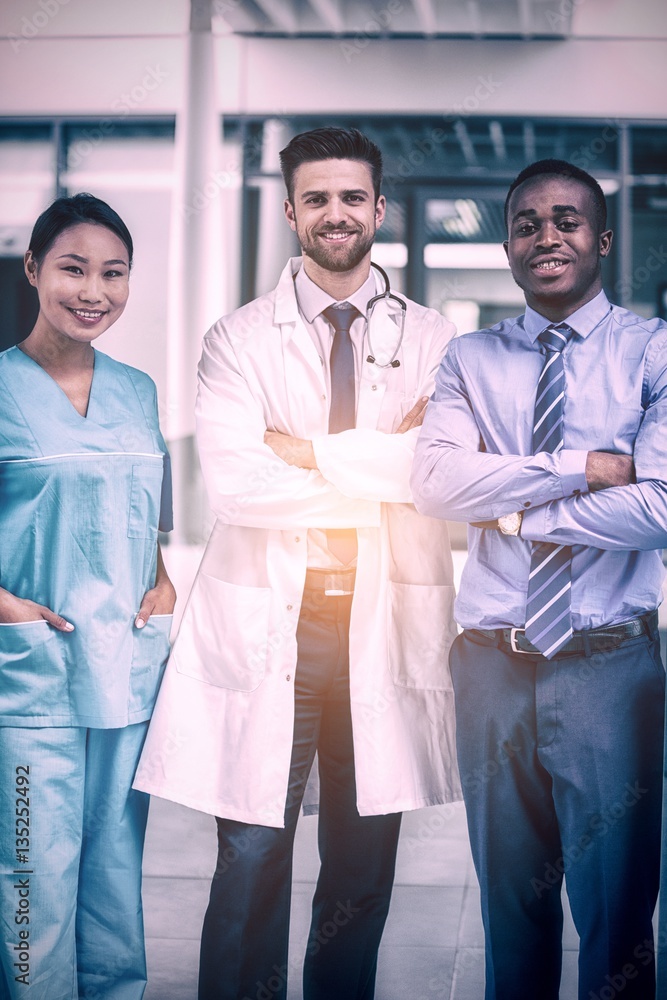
450,629,665,1000
198,591,402,1000
0,723,150,1000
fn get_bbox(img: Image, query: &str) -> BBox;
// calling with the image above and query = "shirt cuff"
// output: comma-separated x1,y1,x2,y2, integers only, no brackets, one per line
559,449,588,498
520,504,547,541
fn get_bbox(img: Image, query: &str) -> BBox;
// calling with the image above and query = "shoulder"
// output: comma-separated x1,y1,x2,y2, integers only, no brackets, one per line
609,303,667,339
0,345,20,372
608,306,667,377
398,294,456,350
447,315,525,358
205,287,279,352
95,350,158,398
0,348,21,410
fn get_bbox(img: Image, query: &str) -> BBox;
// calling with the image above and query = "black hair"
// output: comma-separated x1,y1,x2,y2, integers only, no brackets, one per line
28,192,134,269
279,127,383,203
504,158,607,232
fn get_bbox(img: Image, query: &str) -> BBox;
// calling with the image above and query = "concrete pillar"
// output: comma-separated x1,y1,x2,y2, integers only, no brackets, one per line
165,0,225,543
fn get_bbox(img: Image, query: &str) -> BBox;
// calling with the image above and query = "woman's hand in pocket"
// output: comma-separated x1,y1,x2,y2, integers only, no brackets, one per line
0,587,74,631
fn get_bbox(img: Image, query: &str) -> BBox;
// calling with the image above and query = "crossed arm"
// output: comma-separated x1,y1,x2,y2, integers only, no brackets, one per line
411,346,667,551
264,396,430,469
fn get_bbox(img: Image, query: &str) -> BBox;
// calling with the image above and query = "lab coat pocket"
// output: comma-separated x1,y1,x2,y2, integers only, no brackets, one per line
173,574,271,692
388,582,457,691
0,620,69,717
128,463,163,539
129,613,173,714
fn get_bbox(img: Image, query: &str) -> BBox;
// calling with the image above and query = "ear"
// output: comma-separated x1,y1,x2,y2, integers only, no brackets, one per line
599,229,613,258
284,198,297,233
24,250,38,286
502,240,510,261
375,195,386,229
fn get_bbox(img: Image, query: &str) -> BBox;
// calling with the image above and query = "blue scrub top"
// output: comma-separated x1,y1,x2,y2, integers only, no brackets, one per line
0,346,173,728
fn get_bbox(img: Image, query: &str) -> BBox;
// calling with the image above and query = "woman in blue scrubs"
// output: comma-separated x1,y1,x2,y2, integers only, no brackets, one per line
0,194,175,999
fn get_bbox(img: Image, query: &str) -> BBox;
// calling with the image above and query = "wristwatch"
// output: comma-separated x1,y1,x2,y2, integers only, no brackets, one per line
497,511,523,536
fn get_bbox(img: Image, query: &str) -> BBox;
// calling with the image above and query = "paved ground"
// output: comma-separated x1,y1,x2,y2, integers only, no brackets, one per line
141,795,581,1000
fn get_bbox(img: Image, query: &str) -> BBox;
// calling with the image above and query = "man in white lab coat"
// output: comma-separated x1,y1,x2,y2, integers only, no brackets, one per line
134,127,460,1000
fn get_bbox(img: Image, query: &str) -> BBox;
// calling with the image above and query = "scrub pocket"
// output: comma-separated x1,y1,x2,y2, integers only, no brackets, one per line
128,613,173,715
0,620,70,720
174,573,271,691
387,582,457,690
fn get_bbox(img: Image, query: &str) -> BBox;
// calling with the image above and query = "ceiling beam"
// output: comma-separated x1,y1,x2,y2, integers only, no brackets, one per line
454,120,477,167
489,121,507,161
523,121,536,164
253,0,299,33
466,0,483,38
306,0,344,33
412,0,438,35
517,0,534,38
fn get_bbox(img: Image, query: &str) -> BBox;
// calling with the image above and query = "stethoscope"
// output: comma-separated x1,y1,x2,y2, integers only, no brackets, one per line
365,261,407,369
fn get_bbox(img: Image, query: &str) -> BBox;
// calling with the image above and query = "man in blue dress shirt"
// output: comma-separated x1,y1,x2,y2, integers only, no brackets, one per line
411,159,667,1000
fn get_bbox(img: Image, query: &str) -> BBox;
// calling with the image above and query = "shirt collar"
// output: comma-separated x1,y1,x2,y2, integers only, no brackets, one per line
523,289,611,343
294,264,375,324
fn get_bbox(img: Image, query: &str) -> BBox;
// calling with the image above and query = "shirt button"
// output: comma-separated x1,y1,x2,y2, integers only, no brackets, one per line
287,604,293,611
286,674,291,682
371,384,377,391
321,394,326,401
523,501,531,508
295,536,300,543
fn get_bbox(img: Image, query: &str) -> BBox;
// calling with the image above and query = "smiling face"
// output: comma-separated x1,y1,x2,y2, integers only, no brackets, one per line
504,174,612,321
284,158,385,286
25,222,130,348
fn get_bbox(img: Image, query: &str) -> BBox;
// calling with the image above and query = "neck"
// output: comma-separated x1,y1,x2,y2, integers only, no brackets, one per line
526,281,602,324
19,323,94,374
301,254,372,300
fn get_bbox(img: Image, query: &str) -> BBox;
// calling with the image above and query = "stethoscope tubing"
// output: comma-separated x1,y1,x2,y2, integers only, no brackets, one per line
366,261,407,369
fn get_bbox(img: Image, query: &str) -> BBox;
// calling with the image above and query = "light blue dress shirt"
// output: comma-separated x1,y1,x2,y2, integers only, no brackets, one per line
411,290,667,630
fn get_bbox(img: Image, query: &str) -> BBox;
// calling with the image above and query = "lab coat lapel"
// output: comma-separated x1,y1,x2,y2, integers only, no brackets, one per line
274,258,328,437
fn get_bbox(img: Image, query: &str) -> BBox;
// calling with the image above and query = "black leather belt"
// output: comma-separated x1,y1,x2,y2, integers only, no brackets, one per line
304,568,356,596
465,610,659,659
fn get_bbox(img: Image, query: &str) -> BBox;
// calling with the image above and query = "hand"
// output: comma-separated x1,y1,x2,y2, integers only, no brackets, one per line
135,579,176,629
585,452,636,492
264,430,317,470
396,396,429,434
0,588,74,631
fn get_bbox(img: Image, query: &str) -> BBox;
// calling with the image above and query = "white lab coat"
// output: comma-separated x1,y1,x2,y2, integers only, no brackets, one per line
134,258,462,825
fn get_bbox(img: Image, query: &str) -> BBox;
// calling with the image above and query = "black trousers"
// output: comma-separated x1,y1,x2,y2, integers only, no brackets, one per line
198,589,402,1000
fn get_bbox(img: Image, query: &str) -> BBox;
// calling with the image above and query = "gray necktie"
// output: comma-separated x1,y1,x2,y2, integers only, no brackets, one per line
322,303,359,565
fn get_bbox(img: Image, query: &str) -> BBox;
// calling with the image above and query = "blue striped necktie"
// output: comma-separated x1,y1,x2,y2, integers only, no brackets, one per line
322,303,359,565
524,324,574,659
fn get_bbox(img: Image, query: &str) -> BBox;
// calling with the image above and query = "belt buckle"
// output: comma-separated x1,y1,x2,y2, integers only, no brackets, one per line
323,570,355,597
510,627,535,655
